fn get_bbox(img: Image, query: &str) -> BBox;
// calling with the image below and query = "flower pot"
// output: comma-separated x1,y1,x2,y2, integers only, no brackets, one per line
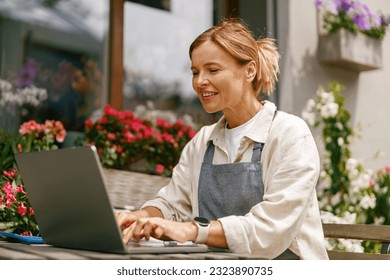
127,158,152,174
318,29,382,72
62,131,85,148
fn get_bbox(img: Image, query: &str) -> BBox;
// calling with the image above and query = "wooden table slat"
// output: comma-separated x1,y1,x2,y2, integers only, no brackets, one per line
0,241,257,260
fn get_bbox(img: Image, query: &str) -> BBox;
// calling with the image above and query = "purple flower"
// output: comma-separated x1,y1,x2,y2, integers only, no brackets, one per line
385,15,390,24
370,13,382,29
326,0,338,15
337,0,352,14
316,0,390,38
351,1,371,17
16,58,38,88
353,14,371,30
314,0,323,7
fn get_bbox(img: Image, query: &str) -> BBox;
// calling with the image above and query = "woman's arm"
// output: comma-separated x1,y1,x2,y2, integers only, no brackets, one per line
118,213,228,248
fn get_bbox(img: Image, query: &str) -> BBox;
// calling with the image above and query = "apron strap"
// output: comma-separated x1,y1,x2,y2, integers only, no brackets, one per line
203,142,215,164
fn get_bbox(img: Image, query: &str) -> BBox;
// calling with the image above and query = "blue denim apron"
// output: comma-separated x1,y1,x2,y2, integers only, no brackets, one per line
198,140,299,259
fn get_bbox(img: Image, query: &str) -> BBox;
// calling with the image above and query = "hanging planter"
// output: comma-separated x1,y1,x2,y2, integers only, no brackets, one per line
318,28,383,72
314,0,389,73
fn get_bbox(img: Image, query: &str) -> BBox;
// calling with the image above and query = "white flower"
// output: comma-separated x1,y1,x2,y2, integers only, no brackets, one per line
346,158,358,172
359,195,376,209
343,211,357,224
336,122,343,130
306,98,316,111
337,137,344,146
301,110,316,126
330,192,341,206
374,217,385,225
320,102,339,118
0,79,12,91
320,91,335,104
340,239,364,253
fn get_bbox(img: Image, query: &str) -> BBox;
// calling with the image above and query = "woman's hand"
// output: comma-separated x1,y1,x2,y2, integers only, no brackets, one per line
115,206,197,244
115,210,146,231
122,217,198,244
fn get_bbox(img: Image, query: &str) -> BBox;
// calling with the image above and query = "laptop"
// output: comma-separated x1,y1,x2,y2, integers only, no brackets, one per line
14,146,208,254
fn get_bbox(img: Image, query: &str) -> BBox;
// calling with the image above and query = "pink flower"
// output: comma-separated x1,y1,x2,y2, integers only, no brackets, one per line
85,118,94,129
56,130,66,143
103,104,118,117
174,120,185,127
98,117,108,124
124,131,135,143
156,119,170,128
161,132,175,143
155,164,164,175
29,208,35,216
3,182,13,194
116,145,123,153
3,169,15,180
189,130,197,139
17,204,28,216
16,185,25,193
107,132,116,140
19,120,43,135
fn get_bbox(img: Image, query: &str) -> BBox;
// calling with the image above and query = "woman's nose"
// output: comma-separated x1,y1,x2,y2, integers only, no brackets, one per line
196,74,209,87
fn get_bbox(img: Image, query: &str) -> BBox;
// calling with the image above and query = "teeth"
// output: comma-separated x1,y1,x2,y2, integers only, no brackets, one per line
202,92,216,97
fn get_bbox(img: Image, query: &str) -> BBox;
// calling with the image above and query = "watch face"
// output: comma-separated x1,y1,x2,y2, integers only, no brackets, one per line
195,216,210,226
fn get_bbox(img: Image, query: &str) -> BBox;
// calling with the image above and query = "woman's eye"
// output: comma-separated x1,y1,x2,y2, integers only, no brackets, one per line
209,69,219,73
192,72,199,76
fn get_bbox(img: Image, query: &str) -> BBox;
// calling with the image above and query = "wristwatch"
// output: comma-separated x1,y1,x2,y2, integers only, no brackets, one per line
193,216,210,244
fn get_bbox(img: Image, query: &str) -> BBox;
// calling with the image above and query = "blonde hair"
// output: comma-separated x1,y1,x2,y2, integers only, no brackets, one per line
189,18,280,95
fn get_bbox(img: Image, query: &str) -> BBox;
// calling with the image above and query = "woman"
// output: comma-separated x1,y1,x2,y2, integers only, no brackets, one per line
116,18,329,260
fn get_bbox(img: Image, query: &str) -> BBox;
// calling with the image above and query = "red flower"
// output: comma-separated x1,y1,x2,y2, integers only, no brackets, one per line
155,164,165,175
85,118,94,129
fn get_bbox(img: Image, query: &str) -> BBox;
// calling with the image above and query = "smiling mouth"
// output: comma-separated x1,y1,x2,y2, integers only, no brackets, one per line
201,91,218,100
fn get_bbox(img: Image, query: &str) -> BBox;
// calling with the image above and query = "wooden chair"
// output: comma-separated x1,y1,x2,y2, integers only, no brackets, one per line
322,223,390,260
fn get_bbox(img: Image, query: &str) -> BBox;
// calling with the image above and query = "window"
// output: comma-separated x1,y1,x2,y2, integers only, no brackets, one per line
127,0,171,11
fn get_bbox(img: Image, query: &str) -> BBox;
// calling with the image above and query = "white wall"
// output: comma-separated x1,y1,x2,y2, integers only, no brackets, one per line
123,0,213,98
278,0,390,172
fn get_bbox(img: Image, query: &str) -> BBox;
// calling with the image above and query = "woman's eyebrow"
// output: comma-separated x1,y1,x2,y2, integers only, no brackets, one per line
191,62,220,69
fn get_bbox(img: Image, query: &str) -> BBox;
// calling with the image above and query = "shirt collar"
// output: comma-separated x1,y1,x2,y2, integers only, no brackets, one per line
209,101,277,145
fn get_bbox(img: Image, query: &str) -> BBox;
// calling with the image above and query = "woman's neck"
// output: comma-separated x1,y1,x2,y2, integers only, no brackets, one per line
224,99,263,129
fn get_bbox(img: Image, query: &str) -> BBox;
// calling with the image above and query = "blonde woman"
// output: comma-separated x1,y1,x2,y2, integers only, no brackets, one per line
116,18,328,260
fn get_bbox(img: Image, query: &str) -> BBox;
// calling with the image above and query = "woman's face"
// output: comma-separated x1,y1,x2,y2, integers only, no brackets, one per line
190,40,252,115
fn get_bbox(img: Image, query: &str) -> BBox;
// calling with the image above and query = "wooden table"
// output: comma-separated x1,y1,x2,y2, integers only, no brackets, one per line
0,241,265,260
0,170,266,261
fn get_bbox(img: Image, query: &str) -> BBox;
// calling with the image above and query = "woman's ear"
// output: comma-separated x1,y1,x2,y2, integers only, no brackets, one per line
245,61,257,82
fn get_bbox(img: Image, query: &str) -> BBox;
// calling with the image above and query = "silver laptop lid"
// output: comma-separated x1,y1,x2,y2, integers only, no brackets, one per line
15,146,126,253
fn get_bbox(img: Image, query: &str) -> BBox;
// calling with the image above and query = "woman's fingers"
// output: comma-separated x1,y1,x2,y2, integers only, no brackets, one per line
115,211,141,230
119,216,189,244
142,220,156,240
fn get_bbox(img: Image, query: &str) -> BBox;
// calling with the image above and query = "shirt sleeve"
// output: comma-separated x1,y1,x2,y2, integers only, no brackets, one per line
218,123,321,258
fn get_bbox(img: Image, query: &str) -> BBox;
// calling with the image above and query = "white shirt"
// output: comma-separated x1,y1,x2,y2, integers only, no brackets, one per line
142,101,329,260
224,108,262,162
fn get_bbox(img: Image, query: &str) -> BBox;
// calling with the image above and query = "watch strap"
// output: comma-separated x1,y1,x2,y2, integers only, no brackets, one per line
193,217,210,244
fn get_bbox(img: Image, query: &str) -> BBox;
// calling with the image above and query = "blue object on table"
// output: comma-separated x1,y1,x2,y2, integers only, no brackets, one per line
0,231,44,244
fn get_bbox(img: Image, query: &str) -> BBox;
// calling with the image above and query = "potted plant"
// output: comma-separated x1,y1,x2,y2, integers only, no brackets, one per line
315,0,390,72
0,120,67,236
84,104,197,177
